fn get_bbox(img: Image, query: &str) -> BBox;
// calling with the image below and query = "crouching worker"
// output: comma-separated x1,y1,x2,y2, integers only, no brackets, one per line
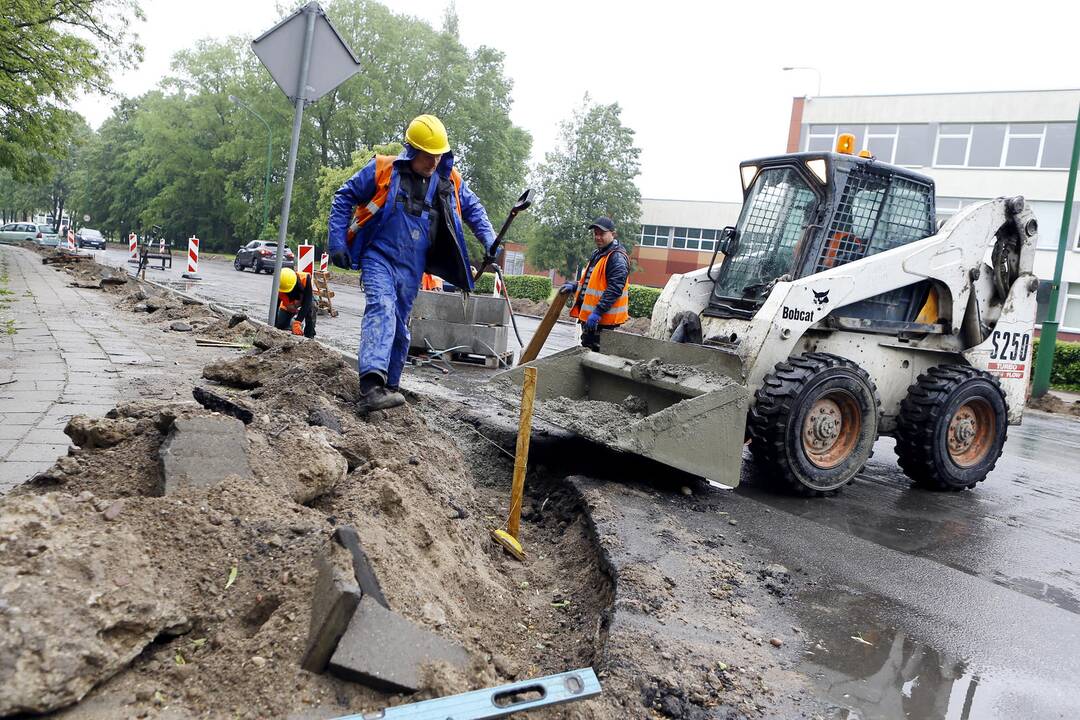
275,268,316,338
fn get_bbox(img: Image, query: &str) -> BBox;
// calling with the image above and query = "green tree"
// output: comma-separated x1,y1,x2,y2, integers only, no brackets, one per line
528,96,642,278
0,0,144,179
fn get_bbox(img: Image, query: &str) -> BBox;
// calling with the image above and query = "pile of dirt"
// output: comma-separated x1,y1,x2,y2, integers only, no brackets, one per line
1028,391,1080,417
1,331,615,719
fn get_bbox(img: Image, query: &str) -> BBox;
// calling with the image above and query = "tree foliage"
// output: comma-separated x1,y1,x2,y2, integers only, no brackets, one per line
528,96,642,278
0,0,143,180
49,0,531,255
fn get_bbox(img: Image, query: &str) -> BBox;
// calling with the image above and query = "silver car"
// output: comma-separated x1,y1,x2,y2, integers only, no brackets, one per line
0,222,44,244
35,224,60,246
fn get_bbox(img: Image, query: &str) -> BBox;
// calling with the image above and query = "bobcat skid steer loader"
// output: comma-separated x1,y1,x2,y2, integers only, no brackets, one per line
496,139,1040,496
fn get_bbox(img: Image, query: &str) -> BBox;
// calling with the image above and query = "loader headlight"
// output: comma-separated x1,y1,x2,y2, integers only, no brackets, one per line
805,158,827,185
740,165,758,191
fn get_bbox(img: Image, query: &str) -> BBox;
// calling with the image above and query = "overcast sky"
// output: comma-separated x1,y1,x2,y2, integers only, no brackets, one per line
75,0,1080,203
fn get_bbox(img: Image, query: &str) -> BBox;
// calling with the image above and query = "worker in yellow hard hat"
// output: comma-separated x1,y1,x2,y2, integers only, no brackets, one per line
325,114,497,413
275,267,316,338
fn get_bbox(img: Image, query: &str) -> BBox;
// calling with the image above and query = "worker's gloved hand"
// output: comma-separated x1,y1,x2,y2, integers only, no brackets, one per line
291,320,304,336
585,313,600,331
560,281,577,295
330,250,351,269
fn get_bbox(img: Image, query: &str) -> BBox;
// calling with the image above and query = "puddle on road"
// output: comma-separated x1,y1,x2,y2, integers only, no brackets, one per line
794,587,1060,720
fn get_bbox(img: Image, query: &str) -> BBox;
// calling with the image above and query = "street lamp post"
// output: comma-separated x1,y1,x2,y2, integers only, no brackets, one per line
782,66,822,97
228,94,273,238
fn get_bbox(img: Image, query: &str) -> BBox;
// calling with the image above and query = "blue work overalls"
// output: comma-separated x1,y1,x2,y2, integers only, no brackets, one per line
358,173,440,388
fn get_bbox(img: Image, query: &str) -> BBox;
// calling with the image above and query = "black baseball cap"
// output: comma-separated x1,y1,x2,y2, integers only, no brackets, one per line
587,216,615,232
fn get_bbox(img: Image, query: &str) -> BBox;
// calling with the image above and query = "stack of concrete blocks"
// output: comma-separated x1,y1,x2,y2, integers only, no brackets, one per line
408,291,510,362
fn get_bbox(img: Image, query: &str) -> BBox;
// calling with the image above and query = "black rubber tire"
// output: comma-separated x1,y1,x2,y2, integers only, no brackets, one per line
894,365,1008,491
749,353,881,496
233,257,244,271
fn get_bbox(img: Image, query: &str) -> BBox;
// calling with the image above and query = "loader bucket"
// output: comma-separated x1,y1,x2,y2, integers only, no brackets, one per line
492,332,750,487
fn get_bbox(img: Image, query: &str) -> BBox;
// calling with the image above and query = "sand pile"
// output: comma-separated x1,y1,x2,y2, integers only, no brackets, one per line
1,332,614,719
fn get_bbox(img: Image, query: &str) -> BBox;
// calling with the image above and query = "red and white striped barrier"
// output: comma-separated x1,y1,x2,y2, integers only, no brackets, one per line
319,252,328,273
493,272,504,297
67,229,76,252
128,232,138,262
297,243,314,275
182,235,201,279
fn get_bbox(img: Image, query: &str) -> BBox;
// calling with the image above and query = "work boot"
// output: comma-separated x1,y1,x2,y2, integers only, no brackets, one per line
357,386,406,413
357,374,405,413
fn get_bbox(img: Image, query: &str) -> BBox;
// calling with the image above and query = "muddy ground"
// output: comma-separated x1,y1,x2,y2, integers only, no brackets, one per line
1,250,814,719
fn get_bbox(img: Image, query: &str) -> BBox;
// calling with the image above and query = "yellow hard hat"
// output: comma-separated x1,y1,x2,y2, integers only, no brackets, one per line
279,267,297,294
405,114,451,155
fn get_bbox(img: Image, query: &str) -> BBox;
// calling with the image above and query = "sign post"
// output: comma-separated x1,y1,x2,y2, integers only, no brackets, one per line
251,1,361,324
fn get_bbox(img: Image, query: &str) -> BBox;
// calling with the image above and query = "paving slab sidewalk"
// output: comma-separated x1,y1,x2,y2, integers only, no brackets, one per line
0,246,221,492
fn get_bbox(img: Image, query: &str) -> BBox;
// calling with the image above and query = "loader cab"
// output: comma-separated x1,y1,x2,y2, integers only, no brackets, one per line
708,150,937,326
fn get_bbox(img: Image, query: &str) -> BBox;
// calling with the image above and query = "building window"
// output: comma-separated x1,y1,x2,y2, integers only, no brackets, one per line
641,225,723,252
503,249,525,275
1064,282,1080,331
967,124,1006,167
1003,123,1044,168
1042,123,1076,168
806,125,837,152
640,224,670,247
864,125,898,163
934,125,971,166
701,229,716,252
673,227,687,249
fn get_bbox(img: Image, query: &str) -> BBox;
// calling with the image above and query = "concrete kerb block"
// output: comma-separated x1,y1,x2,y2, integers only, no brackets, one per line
301,540,362,673
408,318,508,356
333,525,388,608
411,291,509,326
301,526,388,673
328,596,469,693
157,416,252,495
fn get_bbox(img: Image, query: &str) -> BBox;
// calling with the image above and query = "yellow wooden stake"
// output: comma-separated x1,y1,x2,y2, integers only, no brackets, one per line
491,366,537,561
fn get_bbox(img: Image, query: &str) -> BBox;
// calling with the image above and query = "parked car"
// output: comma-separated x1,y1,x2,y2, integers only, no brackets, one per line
0,222,45,244
76,228,106,250
35,224,60,247
233,241,295,273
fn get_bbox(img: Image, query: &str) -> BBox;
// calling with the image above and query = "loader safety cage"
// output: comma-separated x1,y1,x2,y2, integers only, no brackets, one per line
706,152,937,325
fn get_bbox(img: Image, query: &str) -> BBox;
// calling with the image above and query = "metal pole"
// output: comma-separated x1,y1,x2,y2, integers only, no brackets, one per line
267,2,318,325
1031,102,1080,397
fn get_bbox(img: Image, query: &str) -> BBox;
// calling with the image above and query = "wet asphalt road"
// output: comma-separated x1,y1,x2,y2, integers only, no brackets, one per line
728,413,1080,719
99,245,1080,718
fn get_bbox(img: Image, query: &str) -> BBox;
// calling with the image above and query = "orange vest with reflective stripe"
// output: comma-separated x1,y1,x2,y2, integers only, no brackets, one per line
278,272,309,313
421,273,444,291
346,155,463,245
569,250,630,326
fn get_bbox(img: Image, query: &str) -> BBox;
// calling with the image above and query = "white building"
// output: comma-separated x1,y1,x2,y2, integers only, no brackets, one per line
631,198,741,286
789,89,1080,338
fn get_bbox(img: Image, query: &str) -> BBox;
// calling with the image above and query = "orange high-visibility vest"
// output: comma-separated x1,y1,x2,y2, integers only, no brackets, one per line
346,155,464,245
569,250,629,326
421,273,444,291
278,272,309,313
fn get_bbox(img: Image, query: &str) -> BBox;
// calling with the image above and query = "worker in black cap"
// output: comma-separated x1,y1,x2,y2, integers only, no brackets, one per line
560,216,631,351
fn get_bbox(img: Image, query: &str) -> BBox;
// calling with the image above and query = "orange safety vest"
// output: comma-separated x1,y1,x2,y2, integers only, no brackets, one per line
421,273,444,291
278,272,309,313
569,249,630,326
346,155,464,246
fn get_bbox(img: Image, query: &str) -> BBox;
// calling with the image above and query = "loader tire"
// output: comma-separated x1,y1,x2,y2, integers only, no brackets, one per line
749,353,880,496
894,365,1007,491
